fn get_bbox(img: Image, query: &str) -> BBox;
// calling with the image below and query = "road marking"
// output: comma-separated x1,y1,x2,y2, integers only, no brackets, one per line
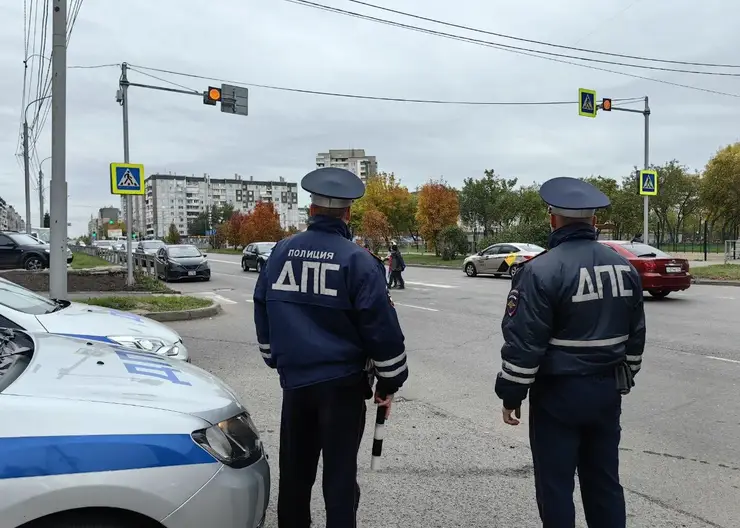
716,296,736,300
707,356,740,365
208,258,240,265
245,299,254,303
395,303,439,312
404,281,455,289
192,292,238,305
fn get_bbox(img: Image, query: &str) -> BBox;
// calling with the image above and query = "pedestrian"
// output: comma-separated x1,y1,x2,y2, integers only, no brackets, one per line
253,166,409,528
494,176,646,528
387,243,405,289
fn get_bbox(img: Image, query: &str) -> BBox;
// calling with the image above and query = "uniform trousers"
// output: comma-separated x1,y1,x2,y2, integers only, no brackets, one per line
528,374,626,528
277,373,368,528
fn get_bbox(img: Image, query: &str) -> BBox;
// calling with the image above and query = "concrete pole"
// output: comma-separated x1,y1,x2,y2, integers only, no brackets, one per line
121,63,135,286
643,96,650,245
49,0,68,299
23,121,32,234
39,169,44,227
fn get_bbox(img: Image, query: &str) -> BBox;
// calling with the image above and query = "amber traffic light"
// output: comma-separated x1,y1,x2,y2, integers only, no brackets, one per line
203,86,222,106
602,98,612,111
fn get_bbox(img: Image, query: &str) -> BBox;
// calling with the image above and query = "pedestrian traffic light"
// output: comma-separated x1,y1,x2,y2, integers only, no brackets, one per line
602,98,612,111
203,86,222,106
108,219,114,224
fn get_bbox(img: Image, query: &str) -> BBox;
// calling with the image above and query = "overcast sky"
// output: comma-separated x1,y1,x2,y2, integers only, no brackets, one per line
2,0,739,236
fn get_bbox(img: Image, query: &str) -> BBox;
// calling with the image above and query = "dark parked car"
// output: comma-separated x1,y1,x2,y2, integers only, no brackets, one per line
154,244,210,282
242,242,276,273
599,240,691,298
0,231,73,271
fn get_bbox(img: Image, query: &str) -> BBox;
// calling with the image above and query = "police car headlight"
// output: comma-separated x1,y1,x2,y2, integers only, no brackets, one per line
109,336,166,352
191,413,263,468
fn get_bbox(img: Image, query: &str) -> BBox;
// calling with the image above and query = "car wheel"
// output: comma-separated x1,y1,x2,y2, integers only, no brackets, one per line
257,260,264,273
241,259,248,272
509,264,520,278
648,289,670,299
30,511,159,528
24,255,44,271
464,262,477,277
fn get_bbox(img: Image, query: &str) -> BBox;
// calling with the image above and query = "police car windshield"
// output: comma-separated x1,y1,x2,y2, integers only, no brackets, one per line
256,242,276,253
168,246,201,258
0,280,57,315
619,243,671,258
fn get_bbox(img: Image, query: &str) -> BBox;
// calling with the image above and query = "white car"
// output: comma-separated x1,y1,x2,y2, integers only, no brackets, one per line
462,242,546,278
0,327,270,527
0,277,189,361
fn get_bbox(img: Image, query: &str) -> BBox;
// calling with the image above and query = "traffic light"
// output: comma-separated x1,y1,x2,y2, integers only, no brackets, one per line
203,86,222,106
602,98,612,111
92,232,97,238
108,219,114,224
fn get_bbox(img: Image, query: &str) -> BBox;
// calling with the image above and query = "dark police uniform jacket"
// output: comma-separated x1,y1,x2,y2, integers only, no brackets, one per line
494,223,647,410
253,215,409,395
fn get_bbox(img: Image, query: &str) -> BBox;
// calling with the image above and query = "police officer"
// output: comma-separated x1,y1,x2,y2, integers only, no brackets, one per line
253,167,409,528
494,177,646,528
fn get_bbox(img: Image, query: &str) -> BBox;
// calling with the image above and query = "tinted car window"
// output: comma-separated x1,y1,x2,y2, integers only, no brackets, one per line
482,245,498,256
617,243,672,258
0,235,14,247
7,234,43,246
255,242,276,253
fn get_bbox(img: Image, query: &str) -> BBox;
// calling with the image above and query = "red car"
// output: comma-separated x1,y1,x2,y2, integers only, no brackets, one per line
598,240,691,299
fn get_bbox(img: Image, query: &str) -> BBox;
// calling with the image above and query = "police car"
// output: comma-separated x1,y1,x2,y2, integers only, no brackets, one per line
0,327,270,528
0,277,189,361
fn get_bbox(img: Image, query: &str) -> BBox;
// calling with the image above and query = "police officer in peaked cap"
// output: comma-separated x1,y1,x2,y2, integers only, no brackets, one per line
253,167,409,528
493,177,646,527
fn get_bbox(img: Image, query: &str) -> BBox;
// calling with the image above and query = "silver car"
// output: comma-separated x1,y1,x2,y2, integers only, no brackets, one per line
463,242,545,278
0,327,270,527
0,277,189,361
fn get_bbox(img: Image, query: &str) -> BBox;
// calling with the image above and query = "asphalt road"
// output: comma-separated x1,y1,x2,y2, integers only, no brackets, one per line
169,254,740,527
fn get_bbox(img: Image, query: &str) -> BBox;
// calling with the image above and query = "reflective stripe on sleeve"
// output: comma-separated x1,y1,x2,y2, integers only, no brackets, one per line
548,335,629,347
500,371,536,385
261,352,271,360
629,364,641,372
374,351,406,368
376,363,408,378
258,343,270,351
502,360,539,375
626,354,642,362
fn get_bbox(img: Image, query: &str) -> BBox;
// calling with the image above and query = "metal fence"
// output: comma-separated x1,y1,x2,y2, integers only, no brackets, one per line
72,245,157,277
725,240,739,264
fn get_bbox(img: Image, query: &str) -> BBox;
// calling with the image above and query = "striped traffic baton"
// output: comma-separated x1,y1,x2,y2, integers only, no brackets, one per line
371,390,389,470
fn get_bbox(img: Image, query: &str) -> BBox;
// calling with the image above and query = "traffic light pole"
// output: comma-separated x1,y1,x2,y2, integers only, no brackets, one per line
120,63,135,286
605,96,651,242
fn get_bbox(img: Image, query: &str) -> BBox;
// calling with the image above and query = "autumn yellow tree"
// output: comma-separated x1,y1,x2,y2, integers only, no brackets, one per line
351,172,415,238
360,208,392,252
416,179,460,254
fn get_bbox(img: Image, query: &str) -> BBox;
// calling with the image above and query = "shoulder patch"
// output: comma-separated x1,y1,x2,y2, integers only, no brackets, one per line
506,289,519,317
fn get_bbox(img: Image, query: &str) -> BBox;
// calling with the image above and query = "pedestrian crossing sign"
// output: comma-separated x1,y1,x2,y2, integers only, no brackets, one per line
578,88,597,118
110,163,145,195
639,169,658,196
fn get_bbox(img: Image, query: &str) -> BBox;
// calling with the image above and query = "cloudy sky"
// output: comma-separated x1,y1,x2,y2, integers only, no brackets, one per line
2,0,739,236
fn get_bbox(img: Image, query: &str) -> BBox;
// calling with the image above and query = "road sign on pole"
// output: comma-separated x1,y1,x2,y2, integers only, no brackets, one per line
639,169,658,196
110,163,145,195
578,88,597,118
220,84,248,116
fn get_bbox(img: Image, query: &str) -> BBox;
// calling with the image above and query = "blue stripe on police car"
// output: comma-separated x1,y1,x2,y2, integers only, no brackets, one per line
0,433,217,480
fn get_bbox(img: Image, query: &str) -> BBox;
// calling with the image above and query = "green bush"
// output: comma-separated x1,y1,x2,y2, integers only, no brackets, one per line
437,225,469,260
478,222,551,250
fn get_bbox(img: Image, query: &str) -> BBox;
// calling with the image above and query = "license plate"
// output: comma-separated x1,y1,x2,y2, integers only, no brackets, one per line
665,266,681,273
188,271,196,276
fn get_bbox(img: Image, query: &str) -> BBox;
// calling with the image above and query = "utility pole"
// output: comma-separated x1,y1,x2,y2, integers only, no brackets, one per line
49,0,68,300
39,169,44,226
118,63,135,286
22,121,31,234
643,96,650,244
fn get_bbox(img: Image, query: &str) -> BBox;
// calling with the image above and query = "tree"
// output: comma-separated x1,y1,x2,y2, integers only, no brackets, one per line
360,208,392,252
649,161,701,244
351,172,415,238
43,212,50,228
165,222,181,244
284,226,300,237
241,201,284,245
226,212,248,247
701,143,740,237
188,211,209,236
416,179,460,254
458,170,517,239
437,225,468,260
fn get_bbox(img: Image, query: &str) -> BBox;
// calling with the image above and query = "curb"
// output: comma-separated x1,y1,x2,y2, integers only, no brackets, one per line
141,301,222,322
690,278,740,287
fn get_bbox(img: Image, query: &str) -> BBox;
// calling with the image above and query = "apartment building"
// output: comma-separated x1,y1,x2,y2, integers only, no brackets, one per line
315,149,377,183
144,173,300,238
87,207,122,238
0,198,25,232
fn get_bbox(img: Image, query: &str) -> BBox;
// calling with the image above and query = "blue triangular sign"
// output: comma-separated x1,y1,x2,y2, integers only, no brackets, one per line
118,169,138,188
642,174,655,191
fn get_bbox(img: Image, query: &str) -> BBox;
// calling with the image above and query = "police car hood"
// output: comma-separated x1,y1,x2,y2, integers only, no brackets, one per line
5,332,245,424
35,301,180,344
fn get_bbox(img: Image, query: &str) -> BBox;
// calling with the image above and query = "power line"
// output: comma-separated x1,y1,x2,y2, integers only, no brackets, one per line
290,0,740,77
129,63,643,106
285,0,740,99
344,0,740,69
